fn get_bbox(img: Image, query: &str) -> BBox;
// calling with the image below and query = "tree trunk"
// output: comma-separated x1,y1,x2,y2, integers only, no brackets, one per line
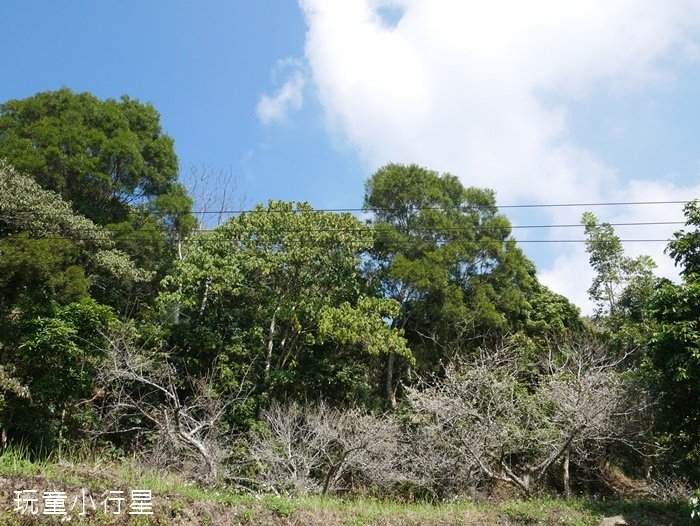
386,350,396,410
563,449,570,499
199,280,211,316
321,463,339,496
264,308,278,384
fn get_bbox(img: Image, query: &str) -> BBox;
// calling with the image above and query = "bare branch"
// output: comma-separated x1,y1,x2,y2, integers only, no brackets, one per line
95,325,252,483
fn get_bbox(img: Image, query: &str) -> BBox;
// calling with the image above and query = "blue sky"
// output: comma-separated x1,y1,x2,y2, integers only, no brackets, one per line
4,1,700,310
3,1,362,208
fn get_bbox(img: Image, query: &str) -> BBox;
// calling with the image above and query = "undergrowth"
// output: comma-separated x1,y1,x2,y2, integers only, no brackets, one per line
0,446,692,526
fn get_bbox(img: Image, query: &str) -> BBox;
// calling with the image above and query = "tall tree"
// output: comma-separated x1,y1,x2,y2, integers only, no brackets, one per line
0,161,144,450
159,201,409,413
0,88,188,225
647,200,700,481
667,199,700,278
582,212,657,320
0,89,196,286
582,212,658,355
364,163,565,407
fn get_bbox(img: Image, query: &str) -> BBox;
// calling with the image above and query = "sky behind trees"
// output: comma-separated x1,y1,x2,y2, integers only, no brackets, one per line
4,0,700,311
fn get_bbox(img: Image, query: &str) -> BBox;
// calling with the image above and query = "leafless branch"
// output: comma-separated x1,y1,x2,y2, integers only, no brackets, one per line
406,338,654,497
95,326,252,482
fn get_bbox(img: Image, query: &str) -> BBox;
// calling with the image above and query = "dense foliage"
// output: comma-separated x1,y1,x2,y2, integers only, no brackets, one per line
0,88,196,300
0,89,697,500
0,88,183,226
647,201,700,481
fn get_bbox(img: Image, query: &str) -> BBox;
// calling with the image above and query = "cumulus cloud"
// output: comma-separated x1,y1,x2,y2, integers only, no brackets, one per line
257,58,306,125
540,181,700,311
297,0,700,312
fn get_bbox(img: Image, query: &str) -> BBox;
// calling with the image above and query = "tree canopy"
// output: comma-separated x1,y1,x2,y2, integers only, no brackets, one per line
0,88,189,227
2,87,698,496
159,201,410,411
647,200,700,479
364,163,580,406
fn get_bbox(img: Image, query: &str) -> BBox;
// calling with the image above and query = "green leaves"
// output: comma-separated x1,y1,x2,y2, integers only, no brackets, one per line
161,200,408,404
582,211,657,323
0,161,152,288
667,199,700,279
318,296,412,361
645,202,700,480
0,89,195,289
9,298,116,448
0,89,182,226
0,159,155,450
364,163,543,359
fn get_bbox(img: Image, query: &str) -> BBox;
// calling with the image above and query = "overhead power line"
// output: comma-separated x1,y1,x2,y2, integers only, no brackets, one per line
0,234,675,245
195,199,690,214
1,200,691,245
496,200,691,209
2,199,692,217
0,218,687,236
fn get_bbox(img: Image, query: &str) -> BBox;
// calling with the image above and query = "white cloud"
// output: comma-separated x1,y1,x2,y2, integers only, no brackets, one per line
257,58,306,125
538,246,596,314
297,0,700,312
538,180,700,313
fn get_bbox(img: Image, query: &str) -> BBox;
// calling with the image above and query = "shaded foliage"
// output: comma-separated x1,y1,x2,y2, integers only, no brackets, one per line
646,201,700,481
159,201,409,416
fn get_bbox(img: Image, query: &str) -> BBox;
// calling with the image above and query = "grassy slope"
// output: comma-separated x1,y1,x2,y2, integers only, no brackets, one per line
0,449,691,525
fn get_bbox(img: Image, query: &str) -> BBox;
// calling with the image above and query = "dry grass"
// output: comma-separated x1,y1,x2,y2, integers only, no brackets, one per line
0,447,692,525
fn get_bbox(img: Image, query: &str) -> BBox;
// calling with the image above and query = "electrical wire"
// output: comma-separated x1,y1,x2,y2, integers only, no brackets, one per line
1,200,691,245
1,199,693,217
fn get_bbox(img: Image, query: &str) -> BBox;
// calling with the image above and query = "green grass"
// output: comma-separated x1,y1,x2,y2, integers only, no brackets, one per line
0,448,692,525
0,444,54,477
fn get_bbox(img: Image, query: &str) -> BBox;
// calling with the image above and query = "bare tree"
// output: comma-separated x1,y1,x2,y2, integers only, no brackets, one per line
406,339,652,498
541,341,654,497
184,164,247,230
248,401,323,494
95,328,250,482
249,401,409,496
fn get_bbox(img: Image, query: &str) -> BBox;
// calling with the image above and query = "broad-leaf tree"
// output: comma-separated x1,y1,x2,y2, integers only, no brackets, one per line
0,160,147,450
582,211,657,320
0,89,186,225
0,89,196,287
647,200,700,481
581,212,658,358
160,201,409,412
364,163,568,407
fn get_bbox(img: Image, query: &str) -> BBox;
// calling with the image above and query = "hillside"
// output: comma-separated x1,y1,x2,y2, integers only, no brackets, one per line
0,451,690,526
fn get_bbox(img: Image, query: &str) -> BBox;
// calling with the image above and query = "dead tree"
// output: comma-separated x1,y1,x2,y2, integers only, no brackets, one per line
96,328,250,482
249,401,409,495
184,164,247,230
406,339,652,497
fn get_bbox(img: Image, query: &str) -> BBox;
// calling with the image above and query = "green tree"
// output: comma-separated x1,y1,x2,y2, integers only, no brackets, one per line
159,201,409,413
0,161,144,450
581,212,658,354
12,299,115,450
0,160,151,307
582,211,657,320
667,200,700,278
647,200,700,481
0,89,187,225
0,89,196,288
364,163,571,407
